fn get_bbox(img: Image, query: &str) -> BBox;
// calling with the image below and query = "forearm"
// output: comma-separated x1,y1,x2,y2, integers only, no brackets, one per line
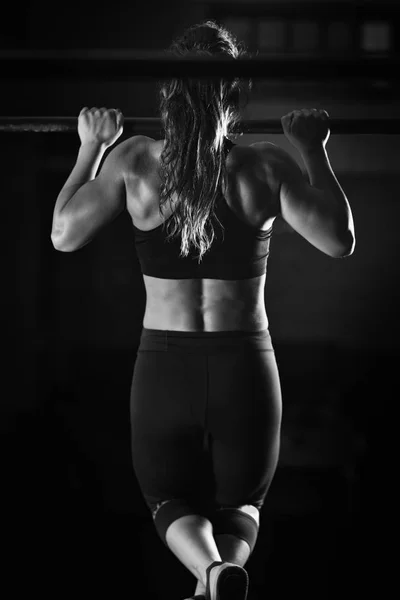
300,145,354,234
53,141,106,219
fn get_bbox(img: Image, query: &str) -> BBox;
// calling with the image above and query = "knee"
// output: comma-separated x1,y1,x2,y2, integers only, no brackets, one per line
236,504,260,527
210,505,260,555
152,498,207,548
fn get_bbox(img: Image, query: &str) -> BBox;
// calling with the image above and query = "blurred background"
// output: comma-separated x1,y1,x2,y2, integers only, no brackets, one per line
1,1,398,598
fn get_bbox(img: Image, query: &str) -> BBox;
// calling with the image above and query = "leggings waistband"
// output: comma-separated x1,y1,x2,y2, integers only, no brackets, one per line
138,327,274,353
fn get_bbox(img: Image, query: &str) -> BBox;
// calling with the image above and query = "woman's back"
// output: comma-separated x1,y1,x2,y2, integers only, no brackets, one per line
124,136,280,332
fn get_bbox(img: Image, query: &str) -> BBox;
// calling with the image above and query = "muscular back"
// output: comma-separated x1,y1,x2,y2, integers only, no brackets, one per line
52,106,354,332
53,132,351,332
121,136,283,332
124,137,280,233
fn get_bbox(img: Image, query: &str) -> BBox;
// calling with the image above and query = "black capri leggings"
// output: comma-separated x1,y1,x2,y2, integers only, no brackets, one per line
130,327,282,547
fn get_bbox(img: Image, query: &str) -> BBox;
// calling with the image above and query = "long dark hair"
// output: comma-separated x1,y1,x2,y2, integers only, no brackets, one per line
159,20,251,263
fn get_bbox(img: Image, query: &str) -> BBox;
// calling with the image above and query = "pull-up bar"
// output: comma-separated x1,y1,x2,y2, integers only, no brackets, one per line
0,116,398,135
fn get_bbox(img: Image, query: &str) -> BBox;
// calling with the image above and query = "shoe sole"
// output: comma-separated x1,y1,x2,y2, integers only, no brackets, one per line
213,565,249,600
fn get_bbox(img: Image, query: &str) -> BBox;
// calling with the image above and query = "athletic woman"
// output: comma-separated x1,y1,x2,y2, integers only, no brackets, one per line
51,20,355,600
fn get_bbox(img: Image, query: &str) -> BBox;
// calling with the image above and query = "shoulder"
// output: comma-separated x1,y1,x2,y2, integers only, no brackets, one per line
111,135,154,164
250,141,298,167
237,141,289,170
106,135,161,182
250,141,304,185
249,141,281,157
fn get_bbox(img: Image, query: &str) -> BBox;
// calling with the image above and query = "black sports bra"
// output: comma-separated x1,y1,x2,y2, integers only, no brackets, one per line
132,140,272,280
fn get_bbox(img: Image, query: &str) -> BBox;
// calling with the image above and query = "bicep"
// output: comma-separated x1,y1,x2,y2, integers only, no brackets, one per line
275,149,345,257
54,147,127,252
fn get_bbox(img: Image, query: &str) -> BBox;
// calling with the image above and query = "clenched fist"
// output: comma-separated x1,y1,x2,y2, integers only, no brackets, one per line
281,108,330,152
78,107,124,148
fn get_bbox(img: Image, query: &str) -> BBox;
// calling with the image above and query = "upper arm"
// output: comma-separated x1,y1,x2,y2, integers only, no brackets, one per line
257,142,350,258
52,138,136,252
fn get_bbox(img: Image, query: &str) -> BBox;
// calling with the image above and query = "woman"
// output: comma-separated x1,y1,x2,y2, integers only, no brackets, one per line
51,20,355,600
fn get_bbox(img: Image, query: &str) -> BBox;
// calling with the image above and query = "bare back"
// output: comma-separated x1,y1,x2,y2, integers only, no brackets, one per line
124,137,281,332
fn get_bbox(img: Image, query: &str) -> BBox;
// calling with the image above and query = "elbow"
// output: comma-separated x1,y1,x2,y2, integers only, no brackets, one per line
332,231,356,258
51,232,89,252
51,223,70,251
51,218,77,252
51,234,76,252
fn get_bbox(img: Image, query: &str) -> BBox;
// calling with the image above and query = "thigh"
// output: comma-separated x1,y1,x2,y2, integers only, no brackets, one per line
130,351,210,502
209,350,282,507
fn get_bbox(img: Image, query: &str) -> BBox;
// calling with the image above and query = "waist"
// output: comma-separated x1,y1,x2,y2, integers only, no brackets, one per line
143,301,269,332
142,273,269,332
138,327,274,353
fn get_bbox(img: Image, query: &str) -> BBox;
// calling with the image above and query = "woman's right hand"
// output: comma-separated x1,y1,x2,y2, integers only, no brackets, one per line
281,108,330,152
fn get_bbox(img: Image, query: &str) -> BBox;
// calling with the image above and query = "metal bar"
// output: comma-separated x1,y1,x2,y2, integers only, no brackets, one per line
0,116,398,134
0,51,398,80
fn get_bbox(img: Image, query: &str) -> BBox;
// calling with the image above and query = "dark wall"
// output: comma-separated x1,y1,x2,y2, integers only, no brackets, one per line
1,1,197,49
267,174,399,349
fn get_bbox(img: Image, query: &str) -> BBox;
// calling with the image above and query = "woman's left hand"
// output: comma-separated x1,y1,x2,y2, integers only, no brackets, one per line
78,107,124,148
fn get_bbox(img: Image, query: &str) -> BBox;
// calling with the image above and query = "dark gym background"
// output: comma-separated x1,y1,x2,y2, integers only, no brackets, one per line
2,1,398,598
